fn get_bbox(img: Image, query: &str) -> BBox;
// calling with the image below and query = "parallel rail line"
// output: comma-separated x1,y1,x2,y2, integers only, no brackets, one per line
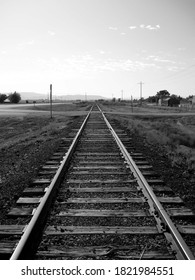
0,104,194,259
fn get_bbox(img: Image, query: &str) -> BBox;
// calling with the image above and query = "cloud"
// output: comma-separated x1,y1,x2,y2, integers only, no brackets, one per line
34,53,159,78
145,25,160,30
17,40,35,50
167,66,184,72
108,27,118,31
1,50,7,55
146,55,175,64
48,30,55,36
128,24,161,31
109,24,160,35
99,50,106,54
154,58,175,63
178,47,186,51
63,55,158,73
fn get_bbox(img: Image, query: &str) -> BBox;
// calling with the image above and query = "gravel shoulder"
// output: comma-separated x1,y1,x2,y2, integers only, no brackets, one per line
0,109,86,224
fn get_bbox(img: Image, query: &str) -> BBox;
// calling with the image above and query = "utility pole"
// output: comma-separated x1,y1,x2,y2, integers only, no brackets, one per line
138,81,144,106
121,89,123,101
131,95,133,113
50,84,53,119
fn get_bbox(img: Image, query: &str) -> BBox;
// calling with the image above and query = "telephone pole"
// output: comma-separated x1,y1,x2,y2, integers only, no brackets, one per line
50,84,53,119
131,95,133,113
121,89,123,101
138,81,144,105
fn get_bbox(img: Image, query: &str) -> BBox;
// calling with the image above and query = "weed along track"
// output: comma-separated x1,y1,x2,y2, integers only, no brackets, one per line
1,104,195,260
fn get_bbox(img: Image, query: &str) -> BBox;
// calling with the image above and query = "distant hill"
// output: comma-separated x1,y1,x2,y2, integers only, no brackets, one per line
20,92,107,101
56,94,107,101
20,92,47,100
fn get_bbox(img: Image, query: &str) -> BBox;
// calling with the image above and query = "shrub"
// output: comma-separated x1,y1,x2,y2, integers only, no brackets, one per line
0,93,7,103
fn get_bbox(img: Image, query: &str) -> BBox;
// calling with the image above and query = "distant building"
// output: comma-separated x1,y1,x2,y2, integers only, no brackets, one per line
180,96,195,108
4,98,11,103
158,97,170,106
159,96,181,107
189,96,195,107
180,99,190,107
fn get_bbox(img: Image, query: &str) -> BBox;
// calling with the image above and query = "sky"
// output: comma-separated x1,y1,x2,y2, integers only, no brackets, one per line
0,0,195,99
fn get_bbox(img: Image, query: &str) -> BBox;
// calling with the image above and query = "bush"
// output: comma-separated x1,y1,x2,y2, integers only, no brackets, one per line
0,93,7,103
8,91,21,103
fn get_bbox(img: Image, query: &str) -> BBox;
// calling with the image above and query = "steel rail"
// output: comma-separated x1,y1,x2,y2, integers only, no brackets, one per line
98,105,194,260
10,107,93,260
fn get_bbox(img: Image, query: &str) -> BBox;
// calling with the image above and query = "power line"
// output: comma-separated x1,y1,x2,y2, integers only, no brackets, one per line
148,64,195,86
164,64,195,81
50,84,53,119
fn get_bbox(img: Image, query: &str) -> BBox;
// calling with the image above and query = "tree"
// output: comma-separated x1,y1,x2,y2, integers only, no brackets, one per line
168,94,181,107
0,94,7,103
155,90,170,105
147,95,156,103
8,91,21,103
156,90,170,99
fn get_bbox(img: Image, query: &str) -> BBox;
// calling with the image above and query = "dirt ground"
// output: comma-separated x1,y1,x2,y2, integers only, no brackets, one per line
1,102,195,223
0,103,89,223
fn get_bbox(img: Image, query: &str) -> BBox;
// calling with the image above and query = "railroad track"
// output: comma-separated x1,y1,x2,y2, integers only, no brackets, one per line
1,104,195,260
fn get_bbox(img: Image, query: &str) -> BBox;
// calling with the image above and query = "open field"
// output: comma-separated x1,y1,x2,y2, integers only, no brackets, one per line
100,101,195,115
101,102,195,170
100,102,195,212
0,102,91,117
0,102,91,151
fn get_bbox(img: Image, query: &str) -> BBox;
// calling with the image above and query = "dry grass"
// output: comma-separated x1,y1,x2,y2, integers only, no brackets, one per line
109,113,195,171
101,101,195,171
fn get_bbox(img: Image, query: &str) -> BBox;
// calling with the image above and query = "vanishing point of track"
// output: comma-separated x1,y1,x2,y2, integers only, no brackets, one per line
1,104,195,260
